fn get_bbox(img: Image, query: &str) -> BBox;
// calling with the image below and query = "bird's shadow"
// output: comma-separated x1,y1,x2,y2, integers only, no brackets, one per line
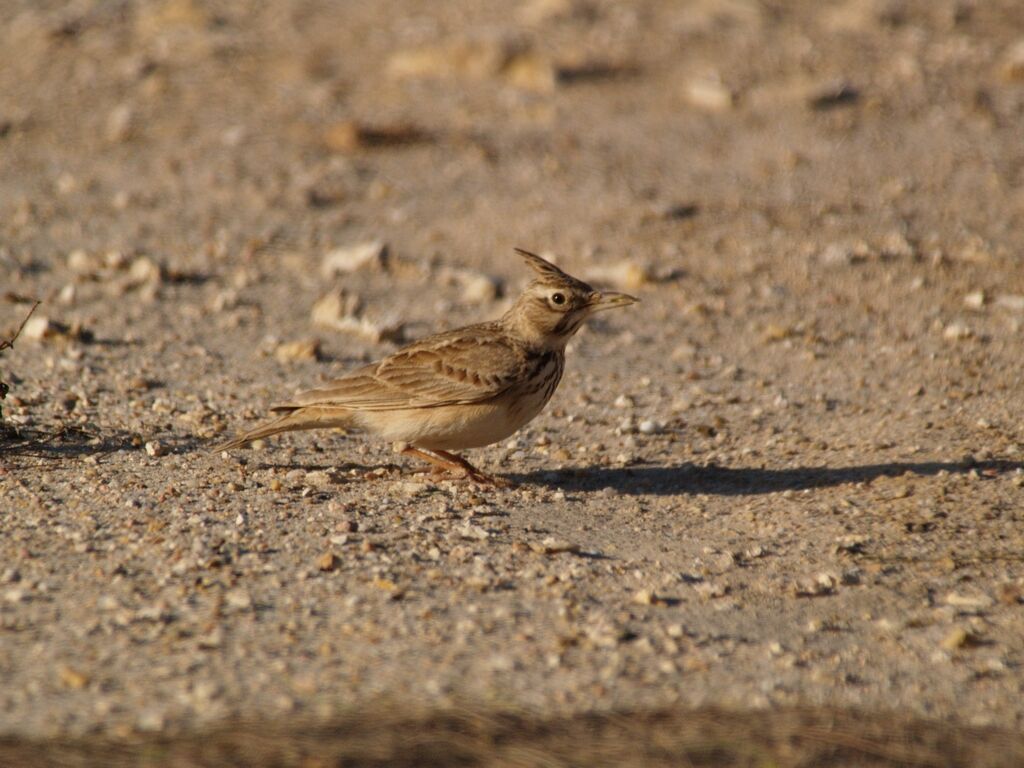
510,460,1024,496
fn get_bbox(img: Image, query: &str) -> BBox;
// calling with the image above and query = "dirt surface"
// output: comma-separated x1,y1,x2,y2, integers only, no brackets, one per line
2,0,1024,757
5,706,1024,768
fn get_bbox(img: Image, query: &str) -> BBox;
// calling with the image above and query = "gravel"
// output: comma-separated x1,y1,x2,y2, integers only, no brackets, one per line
1,0,1023,753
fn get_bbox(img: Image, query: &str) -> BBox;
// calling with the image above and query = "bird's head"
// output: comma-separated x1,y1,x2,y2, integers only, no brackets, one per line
502,248,638,348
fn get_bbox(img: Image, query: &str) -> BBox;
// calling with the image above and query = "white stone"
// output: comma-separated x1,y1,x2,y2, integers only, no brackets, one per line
321,241,387,277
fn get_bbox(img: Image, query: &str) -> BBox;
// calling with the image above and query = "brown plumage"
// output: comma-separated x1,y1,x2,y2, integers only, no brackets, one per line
218,248,638,484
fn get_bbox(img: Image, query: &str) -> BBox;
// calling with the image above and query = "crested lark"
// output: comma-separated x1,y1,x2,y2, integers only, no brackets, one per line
219,249,638,484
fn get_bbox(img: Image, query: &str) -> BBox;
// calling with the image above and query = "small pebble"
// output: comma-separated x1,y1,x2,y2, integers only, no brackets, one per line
399,481,429,497
3,587,27,604
942,322,972,341
944,592,994,610
638,419,658,435
941,627,980,651
999,38,1024,82
963,290,986,310
633,589,655,605
305,470,333,488
694,582,727,600
321,241,387,276
311,289,404,344
683,76,734,111
529,538,580,555
275,339,321,363
67,249,98,274
585,262,650,292
441,268,502,304
22,316,64,341
819,240,870,266
224,588,252,610
317,552,340,572
105,104,134,143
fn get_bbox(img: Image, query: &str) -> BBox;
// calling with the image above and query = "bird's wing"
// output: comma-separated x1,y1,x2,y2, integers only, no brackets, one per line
281,326,530,412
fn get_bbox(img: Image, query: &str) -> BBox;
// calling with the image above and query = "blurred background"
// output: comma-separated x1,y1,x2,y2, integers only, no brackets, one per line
5,0,1023,281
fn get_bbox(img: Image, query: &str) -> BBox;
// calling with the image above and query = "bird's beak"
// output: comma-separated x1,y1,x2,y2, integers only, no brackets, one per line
588,290,639,312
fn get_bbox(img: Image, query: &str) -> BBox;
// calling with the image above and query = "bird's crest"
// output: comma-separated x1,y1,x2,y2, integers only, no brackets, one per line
514,248,573,282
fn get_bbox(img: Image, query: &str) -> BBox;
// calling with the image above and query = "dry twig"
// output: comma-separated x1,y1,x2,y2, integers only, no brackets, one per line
1,299,41,419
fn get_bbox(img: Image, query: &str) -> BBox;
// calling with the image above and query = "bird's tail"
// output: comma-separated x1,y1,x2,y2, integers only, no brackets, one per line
214,406,355,452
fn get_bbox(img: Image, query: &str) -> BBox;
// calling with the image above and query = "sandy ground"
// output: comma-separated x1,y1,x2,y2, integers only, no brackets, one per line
2,0,1024,762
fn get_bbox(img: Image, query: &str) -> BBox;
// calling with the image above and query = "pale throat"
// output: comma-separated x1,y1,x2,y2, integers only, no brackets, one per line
500,303,581,350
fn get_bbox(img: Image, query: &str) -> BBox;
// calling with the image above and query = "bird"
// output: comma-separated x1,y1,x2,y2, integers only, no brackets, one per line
218,248,638,485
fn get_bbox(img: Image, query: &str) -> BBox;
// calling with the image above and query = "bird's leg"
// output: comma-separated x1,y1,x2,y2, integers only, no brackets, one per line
432,449,510,487
399,446,463,475
399,446,509,487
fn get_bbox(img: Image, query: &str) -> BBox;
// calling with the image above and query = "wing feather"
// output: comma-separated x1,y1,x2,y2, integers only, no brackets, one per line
282,325,529,412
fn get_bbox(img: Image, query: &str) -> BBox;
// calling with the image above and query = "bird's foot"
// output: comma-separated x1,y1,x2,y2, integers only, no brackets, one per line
430,448,512,487
415,464,511,487
402,446,512,488
462,467,512,487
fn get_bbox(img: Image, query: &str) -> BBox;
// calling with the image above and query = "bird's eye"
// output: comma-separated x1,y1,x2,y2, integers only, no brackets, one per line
550,292,566,306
